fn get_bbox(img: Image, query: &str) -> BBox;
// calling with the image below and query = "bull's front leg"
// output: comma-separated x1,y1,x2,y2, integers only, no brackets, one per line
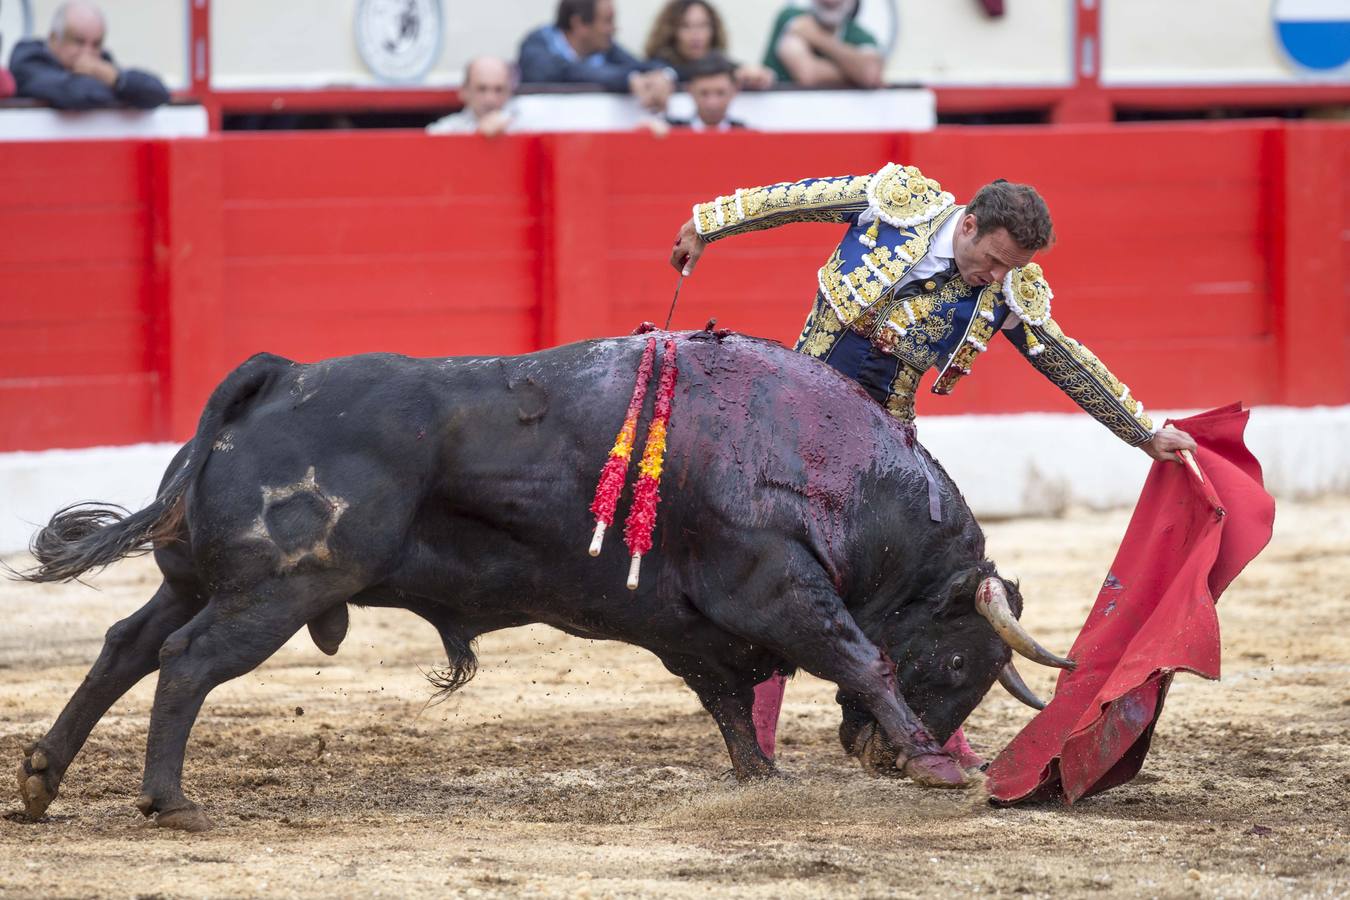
824,641,968,788
838,695,986,775
716,581,968,788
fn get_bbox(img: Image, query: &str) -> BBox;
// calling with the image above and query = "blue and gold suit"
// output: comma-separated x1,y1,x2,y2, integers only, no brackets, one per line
692,163,1156,446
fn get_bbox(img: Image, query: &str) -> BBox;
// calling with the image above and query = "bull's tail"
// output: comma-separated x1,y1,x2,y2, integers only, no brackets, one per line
22,353,290,584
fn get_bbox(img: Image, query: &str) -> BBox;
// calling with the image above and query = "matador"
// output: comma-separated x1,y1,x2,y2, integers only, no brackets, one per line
669,162,1196,771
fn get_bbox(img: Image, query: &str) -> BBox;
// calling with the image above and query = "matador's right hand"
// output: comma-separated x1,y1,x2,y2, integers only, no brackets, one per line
670,217,707,276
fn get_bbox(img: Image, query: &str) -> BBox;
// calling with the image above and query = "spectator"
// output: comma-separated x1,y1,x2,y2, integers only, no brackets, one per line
519,0,674,112
427,57,516,137
763,0,883,88
0,31,13,99
666,54,746,131
9,1,169,110
644,0,775,90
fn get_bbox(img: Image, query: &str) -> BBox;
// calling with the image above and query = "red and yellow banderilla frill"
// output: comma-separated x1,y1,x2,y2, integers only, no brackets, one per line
622,338,678,590
588,337,657,557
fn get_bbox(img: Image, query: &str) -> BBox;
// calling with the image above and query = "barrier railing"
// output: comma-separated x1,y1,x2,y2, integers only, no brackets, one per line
1,120,1346,452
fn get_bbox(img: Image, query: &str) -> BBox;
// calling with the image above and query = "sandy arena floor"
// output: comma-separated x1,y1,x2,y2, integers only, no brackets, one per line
0,497,1346,899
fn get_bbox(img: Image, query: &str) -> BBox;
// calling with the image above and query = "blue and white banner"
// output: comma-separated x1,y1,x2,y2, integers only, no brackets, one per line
1274,0,1350,71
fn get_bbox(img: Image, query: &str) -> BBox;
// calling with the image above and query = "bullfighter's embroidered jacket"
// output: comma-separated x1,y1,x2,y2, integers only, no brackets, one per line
691,162,1157,446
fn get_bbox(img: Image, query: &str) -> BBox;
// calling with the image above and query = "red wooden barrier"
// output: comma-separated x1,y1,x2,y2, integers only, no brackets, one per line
0,121,1346,453
0,141,158,450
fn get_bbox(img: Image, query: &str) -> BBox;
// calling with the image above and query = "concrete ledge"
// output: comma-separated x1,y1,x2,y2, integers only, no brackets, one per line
2,405,1347,553
0,105,208,141
921,405,1350,518
1,443,179,555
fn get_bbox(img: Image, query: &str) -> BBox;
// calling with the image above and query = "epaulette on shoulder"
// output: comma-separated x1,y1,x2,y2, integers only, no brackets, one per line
865,163,955,230
1002,262,1053,326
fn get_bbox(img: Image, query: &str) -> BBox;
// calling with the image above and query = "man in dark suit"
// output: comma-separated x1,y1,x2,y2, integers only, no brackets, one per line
9,1,169,110
519,0,673,112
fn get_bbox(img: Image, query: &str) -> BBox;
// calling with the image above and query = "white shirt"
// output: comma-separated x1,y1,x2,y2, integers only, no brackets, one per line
892,204,961,293
426,105,517,135
686,118,736,132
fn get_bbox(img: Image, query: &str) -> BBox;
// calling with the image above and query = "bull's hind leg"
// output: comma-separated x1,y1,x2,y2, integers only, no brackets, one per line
134,581,338,831
16,581,200,819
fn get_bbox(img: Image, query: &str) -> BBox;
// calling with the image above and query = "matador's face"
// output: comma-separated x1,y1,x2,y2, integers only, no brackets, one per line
952,214,1035,289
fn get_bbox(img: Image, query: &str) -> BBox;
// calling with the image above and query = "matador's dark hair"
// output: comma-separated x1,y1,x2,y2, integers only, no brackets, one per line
967,179,1055,252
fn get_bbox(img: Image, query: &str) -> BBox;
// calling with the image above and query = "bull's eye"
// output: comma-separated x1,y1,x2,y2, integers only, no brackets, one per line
951,654,965,670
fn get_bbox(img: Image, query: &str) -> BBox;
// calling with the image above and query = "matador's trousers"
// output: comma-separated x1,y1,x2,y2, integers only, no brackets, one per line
793,292,924,424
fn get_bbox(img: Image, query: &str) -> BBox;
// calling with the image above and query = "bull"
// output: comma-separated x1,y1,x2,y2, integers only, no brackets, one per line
14,330,1071,831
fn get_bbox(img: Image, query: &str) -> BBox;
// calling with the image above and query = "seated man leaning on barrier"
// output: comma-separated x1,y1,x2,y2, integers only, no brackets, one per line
519,0,674,114
669,163,1198,765
9,1,169,110
427,57,516,137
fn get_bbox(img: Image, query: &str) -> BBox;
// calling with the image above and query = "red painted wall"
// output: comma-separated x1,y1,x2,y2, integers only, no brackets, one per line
1,121,1346,452
1,142,160,450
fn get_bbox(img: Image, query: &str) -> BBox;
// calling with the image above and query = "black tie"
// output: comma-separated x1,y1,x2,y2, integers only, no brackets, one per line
895,257,959,300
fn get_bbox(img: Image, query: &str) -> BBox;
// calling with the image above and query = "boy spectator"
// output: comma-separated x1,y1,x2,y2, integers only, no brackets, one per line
519,0,673,112
427,57,516,137
666,54,745,131
9,1,169,110
763,0,883,88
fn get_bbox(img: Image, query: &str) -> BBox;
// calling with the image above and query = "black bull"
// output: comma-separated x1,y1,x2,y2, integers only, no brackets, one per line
16,331,1069,831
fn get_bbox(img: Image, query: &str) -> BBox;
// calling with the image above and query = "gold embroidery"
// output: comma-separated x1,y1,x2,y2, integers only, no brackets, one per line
795,297,843,359
1004,262,1052,325
868,164,955,228
1019,319,1156,445
862,277,974,374
931,285,999,394
816,207,960,333
883,365,922,423
694,174,871,242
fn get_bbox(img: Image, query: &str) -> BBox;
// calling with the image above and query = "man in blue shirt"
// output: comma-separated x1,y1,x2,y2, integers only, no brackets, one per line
9,1,169,110
519,0,673,110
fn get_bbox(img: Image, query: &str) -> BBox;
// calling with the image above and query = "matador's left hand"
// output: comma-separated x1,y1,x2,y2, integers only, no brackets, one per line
1141,425,1197,464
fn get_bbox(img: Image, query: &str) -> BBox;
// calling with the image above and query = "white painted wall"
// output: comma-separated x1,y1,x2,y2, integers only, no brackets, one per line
3,406,1346,554
1102,0,1350,85
208,0,1074,89
0,103,207,139
18,0,1341,94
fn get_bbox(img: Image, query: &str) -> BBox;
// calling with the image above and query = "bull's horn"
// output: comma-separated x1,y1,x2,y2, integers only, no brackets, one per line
998,662,1046,710
975,577,1076,670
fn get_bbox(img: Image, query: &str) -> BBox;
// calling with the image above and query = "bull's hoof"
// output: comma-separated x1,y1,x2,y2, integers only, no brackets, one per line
16,749,58,819
852,725,902,776
734,764,780,782
154,804,213,833
901,753,970,788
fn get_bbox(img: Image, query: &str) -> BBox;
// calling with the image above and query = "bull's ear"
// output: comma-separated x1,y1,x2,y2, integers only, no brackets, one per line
934,566,985,619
